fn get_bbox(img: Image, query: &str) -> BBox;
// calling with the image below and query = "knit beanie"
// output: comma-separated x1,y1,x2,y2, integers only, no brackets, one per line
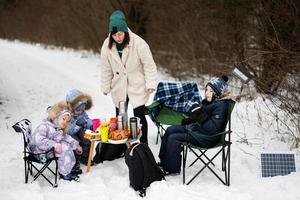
66,89,81,103
66,89,87,111
109,10,128,33
206,75,228,97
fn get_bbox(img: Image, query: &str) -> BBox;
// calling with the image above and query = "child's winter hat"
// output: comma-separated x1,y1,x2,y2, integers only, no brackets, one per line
109,10,128,33
66,89,93,111
47,102,72,122
206,75,228,97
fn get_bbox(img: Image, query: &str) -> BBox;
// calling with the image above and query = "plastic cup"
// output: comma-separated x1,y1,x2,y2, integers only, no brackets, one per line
92,119,100,131
100,126,109,142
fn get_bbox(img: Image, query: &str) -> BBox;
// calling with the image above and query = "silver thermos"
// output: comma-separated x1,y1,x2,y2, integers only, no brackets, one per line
119,101,126,114
130,117,138,139
117,115,124,130
118,101,128,130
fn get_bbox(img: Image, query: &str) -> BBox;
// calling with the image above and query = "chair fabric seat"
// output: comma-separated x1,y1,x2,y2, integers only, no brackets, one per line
156,106,186,125
147,101,187,144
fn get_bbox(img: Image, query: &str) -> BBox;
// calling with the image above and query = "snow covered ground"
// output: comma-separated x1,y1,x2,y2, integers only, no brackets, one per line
0,39,299,200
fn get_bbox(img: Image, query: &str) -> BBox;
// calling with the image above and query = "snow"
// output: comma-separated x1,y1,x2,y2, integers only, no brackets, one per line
0,39,299,200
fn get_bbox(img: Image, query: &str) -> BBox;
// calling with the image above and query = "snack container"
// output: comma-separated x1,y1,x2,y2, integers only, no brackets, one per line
84,129,101,140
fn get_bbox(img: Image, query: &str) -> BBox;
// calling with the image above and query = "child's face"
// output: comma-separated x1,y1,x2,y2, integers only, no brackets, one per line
74,108,84,116
58,114,71,129
205,85,214,102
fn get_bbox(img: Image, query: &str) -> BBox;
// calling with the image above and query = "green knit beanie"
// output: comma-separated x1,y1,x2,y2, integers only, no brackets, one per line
109,10,128,33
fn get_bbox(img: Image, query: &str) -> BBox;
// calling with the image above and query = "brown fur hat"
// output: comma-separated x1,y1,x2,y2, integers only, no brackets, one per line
47,102,72,122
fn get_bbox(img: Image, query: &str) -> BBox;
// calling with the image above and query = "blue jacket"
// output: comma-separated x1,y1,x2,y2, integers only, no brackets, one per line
186,98,229,147
67,111,92,136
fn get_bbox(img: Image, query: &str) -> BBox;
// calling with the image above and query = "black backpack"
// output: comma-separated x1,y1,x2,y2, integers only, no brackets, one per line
125,143,165,197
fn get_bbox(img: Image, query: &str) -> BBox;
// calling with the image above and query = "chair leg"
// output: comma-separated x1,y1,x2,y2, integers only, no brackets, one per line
223,149,228,184
222,145,231,186
31,161,57,187
227,145,231,186
155,125,160,144
155,124,165,144
222,149,225,171
182,144,188,184
28,161,33,178
24,160,29,183
28,161,32,175
54,160,58,187
189,149,206,167
187,147,225,185
189,149,215,167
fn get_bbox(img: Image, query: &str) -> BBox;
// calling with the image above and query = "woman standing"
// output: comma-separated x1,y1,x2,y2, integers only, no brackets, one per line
100,10,157,144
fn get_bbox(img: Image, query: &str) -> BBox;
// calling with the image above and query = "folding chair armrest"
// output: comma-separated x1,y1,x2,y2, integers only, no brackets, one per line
44,147,57,159
183,130,232,149
29,147,55,156
146,101,161,109
45,147,56,154
186,130,231,139
182,114,188,118
212,130,232,137
29,147,57,162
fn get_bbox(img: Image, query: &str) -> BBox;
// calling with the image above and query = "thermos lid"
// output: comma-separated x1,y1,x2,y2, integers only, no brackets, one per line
130,117,137,122
119,101,126,108
110,117,117,123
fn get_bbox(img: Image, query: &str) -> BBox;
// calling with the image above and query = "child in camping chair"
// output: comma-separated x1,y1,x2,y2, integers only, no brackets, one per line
158,75,230,175
66,89,93,168
29,102,83,181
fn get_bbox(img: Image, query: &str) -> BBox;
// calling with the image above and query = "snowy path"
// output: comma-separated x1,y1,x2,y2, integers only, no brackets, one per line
0,40,299,200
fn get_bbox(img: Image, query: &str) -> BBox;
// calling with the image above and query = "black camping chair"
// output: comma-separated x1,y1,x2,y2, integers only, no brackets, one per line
182,99,235,186
12,119,58,187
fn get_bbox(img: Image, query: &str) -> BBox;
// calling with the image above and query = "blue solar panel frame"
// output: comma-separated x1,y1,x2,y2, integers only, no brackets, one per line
260,152,297,178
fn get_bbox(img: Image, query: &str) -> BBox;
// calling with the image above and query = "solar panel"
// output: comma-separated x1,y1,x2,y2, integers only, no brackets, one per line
260,153,296,177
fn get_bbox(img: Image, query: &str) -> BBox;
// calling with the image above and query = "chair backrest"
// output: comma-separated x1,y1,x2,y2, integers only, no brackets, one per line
219,99,235,143
12,119,32,152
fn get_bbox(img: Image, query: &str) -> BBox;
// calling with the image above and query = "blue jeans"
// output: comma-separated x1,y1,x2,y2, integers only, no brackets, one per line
158,125,200,173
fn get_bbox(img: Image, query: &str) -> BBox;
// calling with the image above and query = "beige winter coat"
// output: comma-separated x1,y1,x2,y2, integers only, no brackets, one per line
100,30,158,108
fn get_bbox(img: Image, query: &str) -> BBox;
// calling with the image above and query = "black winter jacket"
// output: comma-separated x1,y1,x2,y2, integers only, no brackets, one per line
185,98,229,147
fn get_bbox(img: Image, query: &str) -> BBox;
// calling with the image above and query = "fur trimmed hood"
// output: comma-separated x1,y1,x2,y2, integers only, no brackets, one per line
217,92,232,101
47,102,72,122
68,92,93,111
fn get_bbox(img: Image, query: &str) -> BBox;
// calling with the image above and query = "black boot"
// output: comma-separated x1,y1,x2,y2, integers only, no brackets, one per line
71,164,82,175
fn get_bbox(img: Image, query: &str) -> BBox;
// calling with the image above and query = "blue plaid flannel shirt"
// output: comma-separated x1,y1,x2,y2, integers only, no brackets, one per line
153,81,202,113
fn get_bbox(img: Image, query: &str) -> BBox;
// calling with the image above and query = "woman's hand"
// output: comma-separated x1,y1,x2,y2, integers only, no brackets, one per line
147,88,155,94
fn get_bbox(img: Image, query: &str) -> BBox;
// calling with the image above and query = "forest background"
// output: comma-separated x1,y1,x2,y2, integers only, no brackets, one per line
0,0,299,147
